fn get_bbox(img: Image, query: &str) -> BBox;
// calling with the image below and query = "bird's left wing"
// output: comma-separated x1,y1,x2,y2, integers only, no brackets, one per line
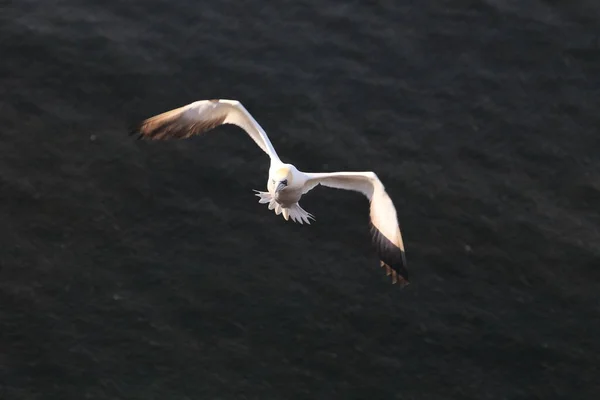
303,171,408,286
130,99,281,160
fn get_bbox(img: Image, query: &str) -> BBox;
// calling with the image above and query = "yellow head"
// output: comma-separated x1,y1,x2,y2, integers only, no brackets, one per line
271,166,293,192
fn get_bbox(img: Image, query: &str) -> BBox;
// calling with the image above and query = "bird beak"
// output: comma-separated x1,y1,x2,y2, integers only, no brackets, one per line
276,182,286,193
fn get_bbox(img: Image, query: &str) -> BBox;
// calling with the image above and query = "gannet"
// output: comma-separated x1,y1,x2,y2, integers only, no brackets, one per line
130,99,409,286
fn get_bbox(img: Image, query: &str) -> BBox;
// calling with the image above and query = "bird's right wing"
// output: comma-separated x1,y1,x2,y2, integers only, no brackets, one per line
303,171,408,286
130,99,281,160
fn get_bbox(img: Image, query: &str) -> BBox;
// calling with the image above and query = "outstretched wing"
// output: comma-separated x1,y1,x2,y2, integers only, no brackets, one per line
130,99,281,160
303,171,408,286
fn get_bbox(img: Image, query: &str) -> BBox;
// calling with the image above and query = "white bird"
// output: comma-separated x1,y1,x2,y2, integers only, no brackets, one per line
131,99,409,286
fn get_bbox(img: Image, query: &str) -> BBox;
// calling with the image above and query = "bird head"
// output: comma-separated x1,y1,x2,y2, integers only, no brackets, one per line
271,166,292,193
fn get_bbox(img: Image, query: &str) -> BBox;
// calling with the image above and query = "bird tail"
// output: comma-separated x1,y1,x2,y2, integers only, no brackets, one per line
253,190,315,224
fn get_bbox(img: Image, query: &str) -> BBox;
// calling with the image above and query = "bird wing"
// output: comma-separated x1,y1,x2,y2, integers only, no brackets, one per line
303,171,408,286
130,99,281,160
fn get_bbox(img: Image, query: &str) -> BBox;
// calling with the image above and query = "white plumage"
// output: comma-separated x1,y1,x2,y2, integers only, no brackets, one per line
131,99,409,286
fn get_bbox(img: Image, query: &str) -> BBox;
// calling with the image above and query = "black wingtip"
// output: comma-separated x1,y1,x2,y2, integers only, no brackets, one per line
370,223,409,287
128,123,144,140
383,259,410,287
129,121,153,141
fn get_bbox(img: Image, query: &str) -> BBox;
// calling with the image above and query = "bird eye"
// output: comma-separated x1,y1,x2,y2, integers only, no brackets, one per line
281,179,288,185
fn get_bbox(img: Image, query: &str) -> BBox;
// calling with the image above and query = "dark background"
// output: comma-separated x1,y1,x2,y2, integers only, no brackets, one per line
1,1,599,399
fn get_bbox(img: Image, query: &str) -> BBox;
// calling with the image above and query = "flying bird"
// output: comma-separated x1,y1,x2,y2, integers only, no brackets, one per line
130,99,409,286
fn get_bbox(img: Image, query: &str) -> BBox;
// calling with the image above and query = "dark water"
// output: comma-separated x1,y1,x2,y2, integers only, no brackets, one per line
1,1,600,398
